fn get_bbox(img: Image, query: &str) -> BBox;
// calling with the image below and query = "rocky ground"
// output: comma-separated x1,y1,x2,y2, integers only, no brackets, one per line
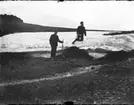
0,47,134,104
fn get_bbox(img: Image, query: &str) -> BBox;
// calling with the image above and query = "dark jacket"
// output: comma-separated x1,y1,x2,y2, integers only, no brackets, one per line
77,26,86,36
49,34,62,46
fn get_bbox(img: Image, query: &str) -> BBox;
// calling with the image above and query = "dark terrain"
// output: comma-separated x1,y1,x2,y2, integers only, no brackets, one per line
0,47,134,104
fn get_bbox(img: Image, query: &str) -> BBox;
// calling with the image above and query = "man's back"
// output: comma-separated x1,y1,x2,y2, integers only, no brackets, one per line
77,25,86,35
50,34,59,46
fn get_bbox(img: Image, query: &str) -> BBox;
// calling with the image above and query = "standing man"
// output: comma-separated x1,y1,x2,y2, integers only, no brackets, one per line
72,21,86,44
49,31,63,59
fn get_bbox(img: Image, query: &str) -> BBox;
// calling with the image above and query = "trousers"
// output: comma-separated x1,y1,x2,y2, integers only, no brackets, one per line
51,45,57,58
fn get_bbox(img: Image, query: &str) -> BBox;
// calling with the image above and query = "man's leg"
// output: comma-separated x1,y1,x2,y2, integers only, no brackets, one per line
72,37,79,44
81,35,84,41
51,45,54,58
72,38,77,44
51,45,57,58
53,45,57,58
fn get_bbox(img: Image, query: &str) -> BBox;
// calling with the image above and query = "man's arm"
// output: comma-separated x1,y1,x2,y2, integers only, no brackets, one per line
84,27,86,36
57,36,63,43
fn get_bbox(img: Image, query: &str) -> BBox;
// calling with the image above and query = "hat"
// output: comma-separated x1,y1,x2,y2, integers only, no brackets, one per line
80,21,83,24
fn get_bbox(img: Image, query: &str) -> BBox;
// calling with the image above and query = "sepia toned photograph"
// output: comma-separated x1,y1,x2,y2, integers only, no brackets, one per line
0,1,134,104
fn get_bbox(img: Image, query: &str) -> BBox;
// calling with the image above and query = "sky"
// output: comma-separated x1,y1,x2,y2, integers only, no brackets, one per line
0,1,134,30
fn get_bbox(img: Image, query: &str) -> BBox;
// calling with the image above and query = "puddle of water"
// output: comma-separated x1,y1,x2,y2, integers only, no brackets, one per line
31,53,50,58
89,52,106,59
30,52,62,58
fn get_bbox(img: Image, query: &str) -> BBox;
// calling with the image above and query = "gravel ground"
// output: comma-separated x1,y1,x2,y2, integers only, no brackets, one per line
0,58,134,104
